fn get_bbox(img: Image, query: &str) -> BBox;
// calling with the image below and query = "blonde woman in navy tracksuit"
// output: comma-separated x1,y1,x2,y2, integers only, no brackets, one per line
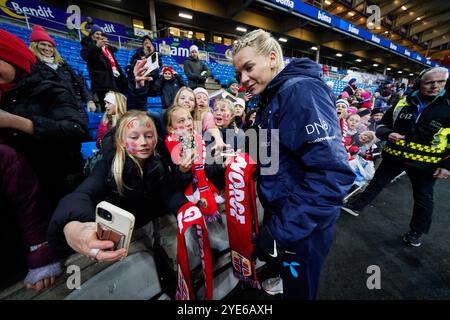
233,29,355,299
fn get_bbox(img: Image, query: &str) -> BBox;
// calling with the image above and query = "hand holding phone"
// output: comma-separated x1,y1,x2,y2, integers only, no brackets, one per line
143,52,159,77
95,201,135,257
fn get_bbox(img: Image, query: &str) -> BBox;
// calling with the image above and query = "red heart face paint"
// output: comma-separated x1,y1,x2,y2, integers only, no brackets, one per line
123,117,157,160
125,141,138,155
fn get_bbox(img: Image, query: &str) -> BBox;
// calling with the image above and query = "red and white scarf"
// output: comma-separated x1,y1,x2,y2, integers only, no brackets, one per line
101,46,120,77
225,153,260,288
175,202,213,300
166,132,221,221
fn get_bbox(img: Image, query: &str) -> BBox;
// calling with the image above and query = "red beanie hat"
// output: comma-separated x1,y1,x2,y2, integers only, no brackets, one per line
0,28,36,74
29,25,56,47
161,66,174,75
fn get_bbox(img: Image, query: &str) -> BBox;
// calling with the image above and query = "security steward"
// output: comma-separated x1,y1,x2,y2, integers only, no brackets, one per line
342,67,450,247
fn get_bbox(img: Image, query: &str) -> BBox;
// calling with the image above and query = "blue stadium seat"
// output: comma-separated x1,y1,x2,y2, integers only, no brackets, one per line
81,141,99,159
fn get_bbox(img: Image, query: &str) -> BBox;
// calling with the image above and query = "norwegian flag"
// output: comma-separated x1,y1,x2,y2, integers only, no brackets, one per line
232,250,252,277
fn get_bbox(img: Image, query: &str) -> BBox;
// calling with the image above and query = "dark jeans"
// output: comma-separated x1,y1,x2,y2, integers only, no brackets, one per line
0,144,51,247
93,90,107,113
281,222,336,299
350,159,436,234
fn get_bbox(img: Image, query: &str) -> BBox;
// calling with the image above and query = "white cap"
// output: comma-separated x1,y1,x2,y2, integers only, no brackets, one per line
104,92,116,106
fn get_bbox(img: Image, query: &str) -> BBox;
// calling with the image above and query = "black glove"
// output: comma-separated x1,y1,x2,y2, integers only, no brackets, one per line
251,227,283,262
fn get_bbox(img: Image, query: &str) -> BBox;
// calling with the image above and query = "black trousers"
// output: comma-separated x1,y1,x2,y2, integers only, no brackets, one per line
350,159,436,234
281,222,336,299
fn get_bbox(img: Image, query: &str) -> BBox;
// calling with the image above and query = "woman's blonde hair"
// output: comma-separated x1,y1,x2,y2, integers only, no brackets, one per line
112,110,157,196
232,29,285,75
29,41,64,64
103,91,127,127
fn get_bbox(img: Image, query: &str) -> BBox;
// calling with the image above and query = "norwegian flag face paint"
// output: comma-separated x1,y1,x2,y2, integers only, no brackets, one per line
123,117,157,160
213,103,234,127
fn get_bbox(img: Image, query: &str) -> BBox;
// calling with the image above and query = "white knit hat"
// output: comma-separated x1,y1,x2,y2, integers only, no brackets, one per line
193,87,209,97
234,98,245,107
104,92,117,106
189,45,199,53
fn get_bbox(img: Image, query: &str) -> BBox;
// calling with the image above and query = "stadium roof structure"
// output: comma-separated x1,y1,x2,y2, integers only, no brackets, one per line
314,0,450,62
77,0,449,72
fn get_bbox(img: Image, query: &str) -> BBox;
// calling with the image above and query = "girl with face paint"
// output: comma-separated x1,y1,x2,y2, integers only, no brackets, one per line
50,110,190,276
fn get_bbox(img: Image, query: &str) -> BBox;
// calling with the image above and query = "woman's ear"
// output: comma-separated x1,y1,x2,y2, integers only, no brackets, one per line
269,51,277,69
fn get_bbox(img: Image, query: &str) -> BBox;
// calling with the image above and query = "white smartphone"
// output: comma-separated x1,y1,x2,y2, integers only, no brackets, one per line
143,52,159,77
95,201,135,256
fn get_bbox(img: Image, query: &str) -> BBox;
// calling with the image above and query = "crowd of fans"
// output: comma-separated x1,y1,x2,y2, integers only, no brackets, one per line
335,78,408,188
1,22,446,299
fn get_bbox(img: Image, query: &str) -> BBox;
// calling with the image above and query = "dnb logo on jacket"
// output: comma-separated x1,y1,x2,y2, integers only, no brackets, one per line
305,118,337,144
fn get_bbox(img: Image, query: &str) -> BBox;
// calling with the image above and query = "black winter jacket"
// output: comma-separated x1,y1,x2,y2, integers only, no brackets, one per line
153,73,186,109
32,62,93,107
183,57,210,89
0,65,89,201
376,87,450,170
80,37,127,93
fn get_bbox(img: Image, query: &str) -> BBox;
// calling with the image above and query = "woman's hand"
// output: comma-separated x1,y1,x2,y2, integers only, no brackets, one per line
179,151,194,173
433,167,450,179
63,221,126,262
134,59,151,88
87,101,97,112
388,132,405,142
26,276,56,292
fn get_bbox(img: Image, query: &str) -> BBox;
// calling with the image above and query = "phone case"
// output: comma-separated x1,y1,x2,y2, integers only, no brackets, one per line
97,223,125,250
95,201,135,256
180,135,199,162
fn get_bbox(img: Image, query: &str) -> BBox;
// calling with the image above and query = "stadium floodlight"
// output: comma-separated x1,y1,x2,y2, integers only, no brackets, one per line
236,27,247,32
398,71,403,74
311,46,318,51
356,59,362,62
278,37,287,42
409,73,414,76
373,64,379,67
179,12,193,20
336,53,343,57
386,67,392,70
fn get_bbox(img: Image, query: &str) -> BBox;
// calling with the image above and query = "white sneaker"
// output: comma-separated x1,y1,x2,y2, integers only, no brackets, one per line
262,276,283,295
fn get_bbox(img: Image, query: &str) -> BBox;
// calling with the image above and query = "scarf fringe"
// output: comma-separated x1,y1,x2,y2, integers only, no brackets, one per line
204,211,221,223
233,271,261,289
